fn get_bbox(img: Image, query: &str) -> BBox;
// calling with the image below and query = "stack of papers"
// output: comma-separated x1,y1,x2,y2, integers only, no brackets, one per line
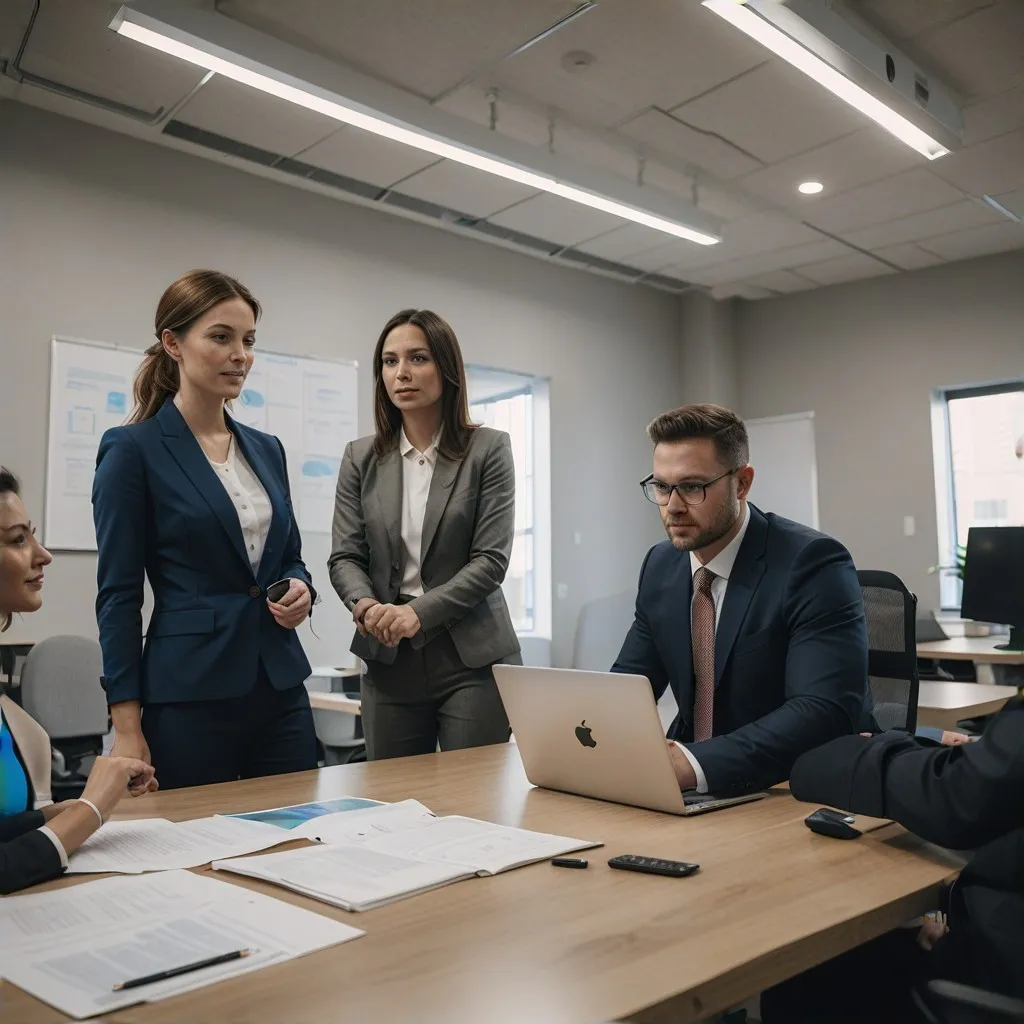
0,870,362,1020
66,815,295,874
214,800,600,911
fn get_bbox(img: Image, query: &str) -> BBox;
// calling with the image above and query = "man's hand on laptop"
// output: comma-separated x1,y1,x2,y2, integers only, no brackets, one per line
666,741,697,791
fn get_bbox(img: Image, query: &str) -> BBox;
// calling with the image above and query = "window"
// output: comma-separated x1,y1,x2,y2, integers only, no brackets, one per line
932,382,1024,608
466,366,551,637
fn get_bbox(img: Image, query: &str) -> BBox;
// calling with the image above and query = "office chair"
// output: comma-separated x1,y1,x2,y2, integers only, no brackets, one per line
858,570,920,733
19,636,109,800
915,980,1024,1023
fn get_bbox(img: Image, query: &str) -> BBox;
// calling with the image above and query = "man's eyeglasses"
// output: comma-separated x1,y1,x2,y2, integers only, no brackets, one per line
640,468,736,507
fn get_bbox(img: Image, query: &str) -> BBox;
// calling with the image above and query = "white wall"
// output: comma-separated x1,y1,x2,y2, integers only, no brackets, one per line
736,249,1024,609
0,101,681,668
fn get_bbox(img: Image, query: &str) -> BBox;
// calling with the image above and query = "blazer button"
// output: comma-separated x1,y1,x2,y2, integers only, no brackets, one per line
249,585,262,598
392,561,400,571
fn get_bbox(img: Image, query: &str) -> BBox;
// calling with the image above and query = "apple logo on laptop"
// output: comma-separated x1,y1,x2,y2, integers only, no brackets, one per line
575,720,597,748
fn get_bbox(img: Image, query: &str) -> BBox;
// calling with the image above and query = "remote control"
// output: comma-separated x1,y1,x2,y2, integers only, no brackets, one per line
607,854,700,878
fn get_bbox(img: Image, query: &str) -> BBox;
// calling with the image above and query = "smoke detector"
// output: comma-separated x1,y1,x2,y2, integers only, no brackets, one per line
561,50,596,73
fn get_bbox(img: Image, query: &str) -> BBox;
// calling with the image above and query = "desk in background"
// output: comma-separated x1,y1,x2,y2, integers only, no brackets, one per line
5,745,958,1024
917,634,1024,686
917,681,1015,731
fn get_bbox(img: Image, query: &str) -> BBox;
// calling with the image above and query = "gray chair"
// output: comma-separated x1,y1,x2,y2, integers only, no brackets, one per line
571,591,635,671
20,636,109,799
858,570,919,733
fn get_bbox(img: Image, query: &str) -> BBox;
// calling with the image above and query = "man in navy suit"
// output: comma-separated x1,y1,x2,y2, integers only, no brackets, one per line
612,404,870,796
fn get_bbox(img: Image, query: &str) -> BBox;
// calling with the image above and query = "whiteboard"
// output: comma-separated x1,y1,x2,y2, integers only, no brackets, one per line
746,411,819,529
45,336,358,550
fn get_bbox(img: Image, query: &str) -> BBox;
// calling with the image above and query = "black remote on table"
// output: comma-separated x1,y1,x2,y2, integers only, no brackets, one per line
607,854,700,878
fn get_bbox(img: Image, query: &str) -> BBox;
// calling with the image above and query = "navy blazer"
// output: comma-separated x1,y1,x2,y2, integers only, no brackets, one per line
612,504,870,795
93,400,314,706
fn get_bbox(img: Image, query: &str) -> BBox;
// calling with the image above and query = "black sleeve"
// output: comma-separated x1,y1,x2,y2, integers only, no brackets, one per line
791,697,1024,850
0,809,46,842
0,827,66,895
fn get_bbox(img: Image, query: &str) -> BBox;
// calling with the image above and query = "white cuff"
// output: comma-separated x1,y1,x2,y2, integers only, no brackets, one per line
673,742,709,794
38,825,69,870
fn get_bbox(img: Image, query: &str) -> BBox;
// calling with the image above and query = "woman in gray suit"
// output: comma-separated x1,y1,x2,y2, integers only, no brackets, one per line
329,309,521,760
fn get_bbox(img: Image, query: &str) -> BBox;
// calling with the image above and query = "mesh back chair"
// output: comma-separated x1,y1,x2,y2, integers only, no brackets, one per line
858,570,920,733
916,980,1024,1024
19,636,109,799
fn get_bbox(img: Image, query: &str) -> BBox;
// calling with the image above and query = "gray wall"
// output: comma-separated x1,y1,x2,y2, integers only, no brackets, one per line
0,100,681,668
736,249,1024,609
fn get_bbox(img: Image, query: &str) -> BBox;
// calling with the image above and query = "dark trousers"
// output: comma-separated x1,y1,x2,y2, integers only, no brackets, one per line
143,661,318,790
360,630,515,761
760,928,931,1023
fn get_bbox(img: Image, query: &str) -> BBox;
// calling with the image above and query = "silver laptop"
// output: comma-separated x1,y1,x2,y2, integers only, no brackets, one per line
494,665,766,816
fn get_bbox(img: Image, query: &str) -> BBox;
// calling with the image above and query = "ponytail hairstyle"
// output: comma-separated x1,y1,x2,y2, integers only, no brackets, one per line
130,270,262,423
0,466,20,632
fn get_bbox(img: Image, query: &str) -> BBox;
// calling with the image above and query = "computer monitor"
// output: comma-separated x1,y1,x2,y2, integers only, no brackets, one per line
960,526,1024,651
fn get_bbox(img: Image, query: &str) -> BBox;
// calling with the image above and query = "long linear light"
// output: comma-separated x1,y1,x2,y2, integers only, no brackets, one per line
702,0,950,160
113,14,720,246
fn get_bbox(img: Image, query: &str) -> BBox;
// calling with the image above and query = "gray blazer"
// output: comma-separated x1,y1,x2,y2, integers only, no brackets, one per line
328,426,521,668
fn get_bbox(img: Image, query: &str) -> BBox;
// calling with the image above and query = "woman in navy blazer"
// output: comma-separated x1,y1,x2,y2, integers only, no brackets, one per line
92,270,318,790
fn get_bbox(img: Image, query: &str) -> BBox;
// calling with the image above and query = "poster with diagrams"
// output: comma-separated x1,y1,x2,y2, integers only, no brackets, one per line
45,337,357,549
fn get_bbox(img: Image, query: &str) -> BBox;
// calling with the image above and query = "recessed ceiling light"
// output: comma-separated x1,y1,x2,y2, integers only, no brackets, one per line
797,181,824,195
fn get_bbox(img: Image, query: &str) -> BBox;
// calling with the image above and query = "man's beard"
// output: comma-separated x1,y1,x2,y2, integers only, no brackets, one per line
665,494,740,553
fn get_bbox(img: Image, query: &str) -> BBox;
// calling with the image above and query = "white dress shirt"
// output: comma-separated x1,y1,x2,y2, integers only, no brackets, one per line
398,428,440,597
0,702,67,868
676,503,752,793
206,434,273,571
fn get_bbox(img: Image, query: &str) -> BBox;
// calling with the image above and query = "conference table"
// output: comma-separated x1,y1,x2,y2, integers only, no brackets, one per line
4,745,960,1024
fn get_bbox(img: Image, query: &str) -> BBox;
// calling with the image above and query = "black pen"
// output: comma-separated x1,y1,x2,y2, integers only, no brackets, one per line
112,949,252,991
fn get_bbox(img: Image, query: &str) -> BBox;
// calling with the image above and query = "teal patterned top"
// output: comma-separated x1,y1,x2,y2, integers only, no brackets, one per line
0,705,31,817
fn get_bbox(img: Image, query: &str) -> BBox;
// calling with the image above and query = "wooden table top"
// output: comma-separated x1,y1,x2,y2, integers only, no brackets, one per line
3,745,959,1024
307,691,361,714
917,635,1024,663
917,681,1015,730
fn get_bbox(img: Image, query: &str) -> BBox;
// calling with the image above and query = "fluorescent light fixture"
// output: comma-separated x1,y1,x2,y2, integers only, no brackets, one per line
797,180,824,195
702,0,951,160
113,9,720,246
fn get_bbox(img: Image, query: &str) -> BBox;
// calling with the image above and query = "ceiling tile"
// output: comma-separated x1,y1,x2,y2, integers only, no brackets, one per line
670,61,866,164
962,86,1024,146
931,129,1024,197
18,0,206,115
220,0,584,100
617,109,763,181
918,221,1024,260
732,269,817,294
802,169,965,233
993,187,1024,218
486,192,625,246
839,199,1002,249
910,1,1024,100
175,76,338,157
485,0,767,128
674,239,849,285
794,253,898,286
622,239,720,273
711,282,775,300
300,127,440,188
713,211,825,259
870,243,946,270
737,128,923,209
848,0,993,41
573,224,680,261
396,161,539,218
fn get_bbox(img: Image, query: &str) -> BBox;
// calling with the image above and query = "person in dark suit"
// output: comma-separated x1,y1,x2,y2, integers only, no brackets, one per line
1,467,154,893
329,309,520,760
613,404,870,796
93,270,318,790
760,698,1024,1021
